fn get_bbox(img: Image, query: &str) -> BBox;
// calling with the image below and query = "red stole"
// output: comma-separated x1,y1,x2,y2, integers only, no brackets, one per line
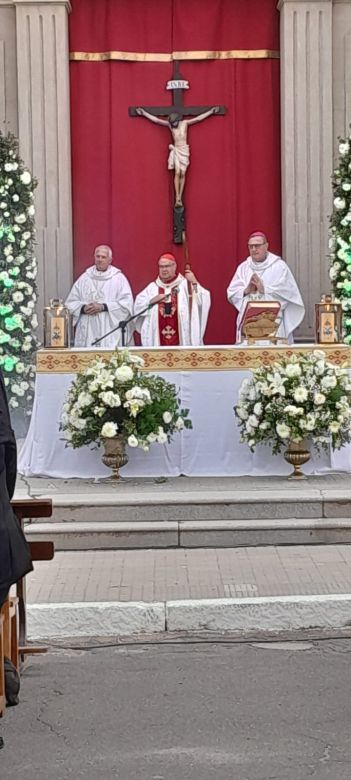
158,286,180,346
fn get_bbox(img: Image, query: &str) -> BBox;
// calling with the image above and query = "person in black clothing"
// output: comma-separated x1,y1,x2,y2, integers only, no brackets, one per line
0,369,32,748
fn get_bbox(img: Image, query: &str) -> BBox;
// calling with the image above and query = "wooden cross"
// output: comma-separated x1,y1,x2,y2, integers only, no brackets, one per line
129,61,226,119
129,62,226,243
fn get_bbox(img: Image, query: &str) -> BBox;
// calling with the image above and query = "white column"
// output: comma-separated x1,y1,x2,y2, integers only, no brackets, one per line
333,0,351,155
278,0,333,340
14,0,73,336
0,0,18,132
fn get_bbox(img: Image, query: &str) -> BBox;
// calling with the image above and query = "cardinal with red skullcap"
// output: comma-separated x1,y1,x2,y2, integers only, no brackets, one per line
134,253,211,346
227,231,305,343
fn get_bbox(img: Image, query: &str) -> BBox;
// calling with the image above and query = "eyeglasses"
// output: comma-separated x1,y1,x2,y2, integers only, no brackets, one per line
248,243,266,249
159,264,175,269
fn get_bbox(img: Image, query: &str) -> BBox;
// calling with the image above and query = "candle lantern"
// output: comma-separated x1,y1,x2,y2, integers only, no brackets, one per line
315,294,343,343
43,298,72,348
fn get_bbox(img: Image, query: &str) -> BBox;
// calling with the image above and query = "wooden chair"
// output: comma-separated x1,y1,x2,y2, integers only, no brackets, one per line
11,499,54,656
1,597,19,671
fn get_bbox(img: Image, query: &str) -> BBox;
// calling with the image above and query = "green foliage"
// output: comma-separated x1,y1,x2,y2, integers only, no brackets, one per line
60,349,192,451
329,132,351,343
0,131,38,411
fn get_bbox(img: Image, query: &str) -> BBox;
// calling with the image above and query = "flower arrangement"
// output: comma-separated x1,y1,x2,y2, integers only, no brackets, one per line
328,132,351,343
0,131,38,412
61,349,192,450
234,351,351,455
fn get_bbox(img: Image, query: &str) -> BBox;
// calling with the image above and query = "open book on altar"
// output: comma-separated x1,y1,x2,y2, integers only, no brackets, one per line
240,299,281,343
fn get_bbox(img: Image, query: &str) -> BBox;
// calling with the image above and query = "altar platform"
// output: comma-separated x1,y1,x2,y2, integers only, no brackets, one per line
18,344,351,479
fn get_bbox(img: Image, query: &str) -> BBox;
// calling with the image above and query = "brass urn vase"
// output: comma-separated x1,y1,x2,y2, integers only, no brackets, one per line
283,440,310,480
101,435,128,480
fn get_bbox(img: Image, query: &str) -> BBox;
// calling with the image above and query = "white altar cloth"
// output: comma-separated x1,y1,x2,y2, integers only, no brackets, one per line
18,346,351,478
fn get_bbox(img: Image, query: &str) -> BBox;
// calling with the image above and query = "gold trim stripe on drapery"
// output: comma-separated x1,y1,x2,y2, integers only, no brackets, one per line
69,49,280,63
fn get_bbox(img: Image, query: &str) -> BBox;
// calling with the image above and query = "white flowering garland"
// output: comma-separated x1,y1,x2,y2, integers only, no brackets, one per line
328,133,351,343
61,349,192,451
235,350,351,454
0,131,38,411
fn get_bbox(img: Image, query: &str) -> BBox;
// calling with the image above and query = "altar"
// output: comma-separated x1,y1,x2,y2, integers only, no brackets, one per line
18,345,351,479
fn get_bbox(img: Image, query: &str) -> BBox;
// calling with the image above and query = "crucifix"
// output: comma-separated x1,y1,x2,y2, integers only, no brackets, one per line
129,62,226,243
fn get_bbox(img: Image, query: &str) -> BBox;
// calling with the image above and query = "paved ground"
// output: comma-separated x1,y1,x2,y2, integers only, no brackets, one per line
27,544,351,604
2,638,351,779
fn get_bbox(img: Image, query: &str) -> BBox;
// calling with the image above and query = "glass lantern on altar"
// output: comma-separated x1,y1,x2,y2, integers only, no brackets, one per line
315,294,343,344
43,298,72,348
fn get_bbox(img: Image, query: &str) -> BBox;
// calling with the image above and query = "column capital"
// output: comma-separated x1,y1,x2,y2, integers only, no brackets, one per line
7,0,72,9
277,0,332,8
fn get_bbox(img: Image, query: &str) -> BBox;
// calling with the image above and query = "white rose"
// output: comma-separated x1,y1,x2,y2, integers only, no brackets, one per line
147,432,157,443
175,417,185,430
285,363,301,378
27,205,35,216
329,421,340,433
253,402,262,416
20,171,32,185
321,375,337,390
12,194,19,202
334,197,346,210
115,365,134,382
101,422,118,437
127,434,139,448
15,214,26,224
276,422,291,439
314,392,326,405
157,431,168,444
100,391,121,407
162,411,172,424
77,392,93,408
339,142,350,156
248,414,259,428
293,386,308,403
12,292,24,303
4,163,13,172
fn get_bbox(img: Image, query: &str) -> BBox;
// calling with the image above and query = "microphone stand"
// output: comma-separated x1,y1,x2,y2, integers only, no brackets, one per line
91,292,173,347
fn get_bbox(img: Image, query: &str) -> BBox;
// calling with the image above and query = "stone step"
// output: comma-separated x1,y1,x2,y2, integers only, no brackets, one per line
25,517,351,550
25,489,351,524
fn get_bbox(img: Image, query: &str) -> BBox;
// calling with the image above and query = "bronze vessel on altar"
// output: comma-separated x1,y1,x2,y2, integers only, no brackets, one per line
101,435,128,480
283,440,310,480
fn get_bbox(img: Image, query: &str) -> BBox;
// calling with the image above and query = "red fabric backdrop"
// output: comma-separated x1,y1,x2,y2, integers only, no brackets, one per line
69,0,281,344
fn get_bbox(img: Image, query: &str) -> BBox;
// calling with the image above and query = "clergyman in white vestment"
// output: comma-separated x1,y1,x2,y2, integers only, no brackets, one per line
227,231,305,343
134,253,211,346
65,245,134,348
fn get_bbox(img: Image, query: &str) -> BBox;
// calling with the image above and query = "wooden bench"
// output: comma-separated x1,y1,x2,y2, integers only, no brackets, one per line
11,498,54,655
0,498,54,720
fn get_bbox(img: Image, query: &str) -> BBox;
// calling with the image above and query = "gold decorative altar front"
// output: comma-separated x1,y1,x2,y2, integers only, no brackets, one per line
35,344,351,374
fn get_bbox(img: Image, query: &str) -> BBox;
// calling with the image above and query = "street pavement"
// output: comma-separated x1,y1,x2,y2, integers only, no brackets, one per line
1,637,351,779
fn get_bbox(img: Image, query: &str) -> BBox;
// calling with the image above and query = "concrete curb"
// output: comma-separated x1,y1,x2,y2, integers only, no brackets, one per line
27,594,351,640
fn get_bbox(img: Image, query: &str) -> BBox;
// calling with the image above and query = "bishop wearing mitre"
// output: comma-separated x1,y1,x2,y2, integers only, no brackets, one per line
134,253,211,346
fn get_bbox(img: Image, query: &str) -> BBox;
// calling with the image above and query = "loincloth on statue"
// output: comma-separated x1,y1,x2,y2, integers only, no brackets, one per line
168,143,190,173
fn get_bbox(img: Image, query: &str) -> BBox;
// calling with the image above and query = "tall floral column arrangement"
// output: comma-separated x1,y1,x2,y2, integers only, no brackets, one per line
329,131,351,343
0,131,38,415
